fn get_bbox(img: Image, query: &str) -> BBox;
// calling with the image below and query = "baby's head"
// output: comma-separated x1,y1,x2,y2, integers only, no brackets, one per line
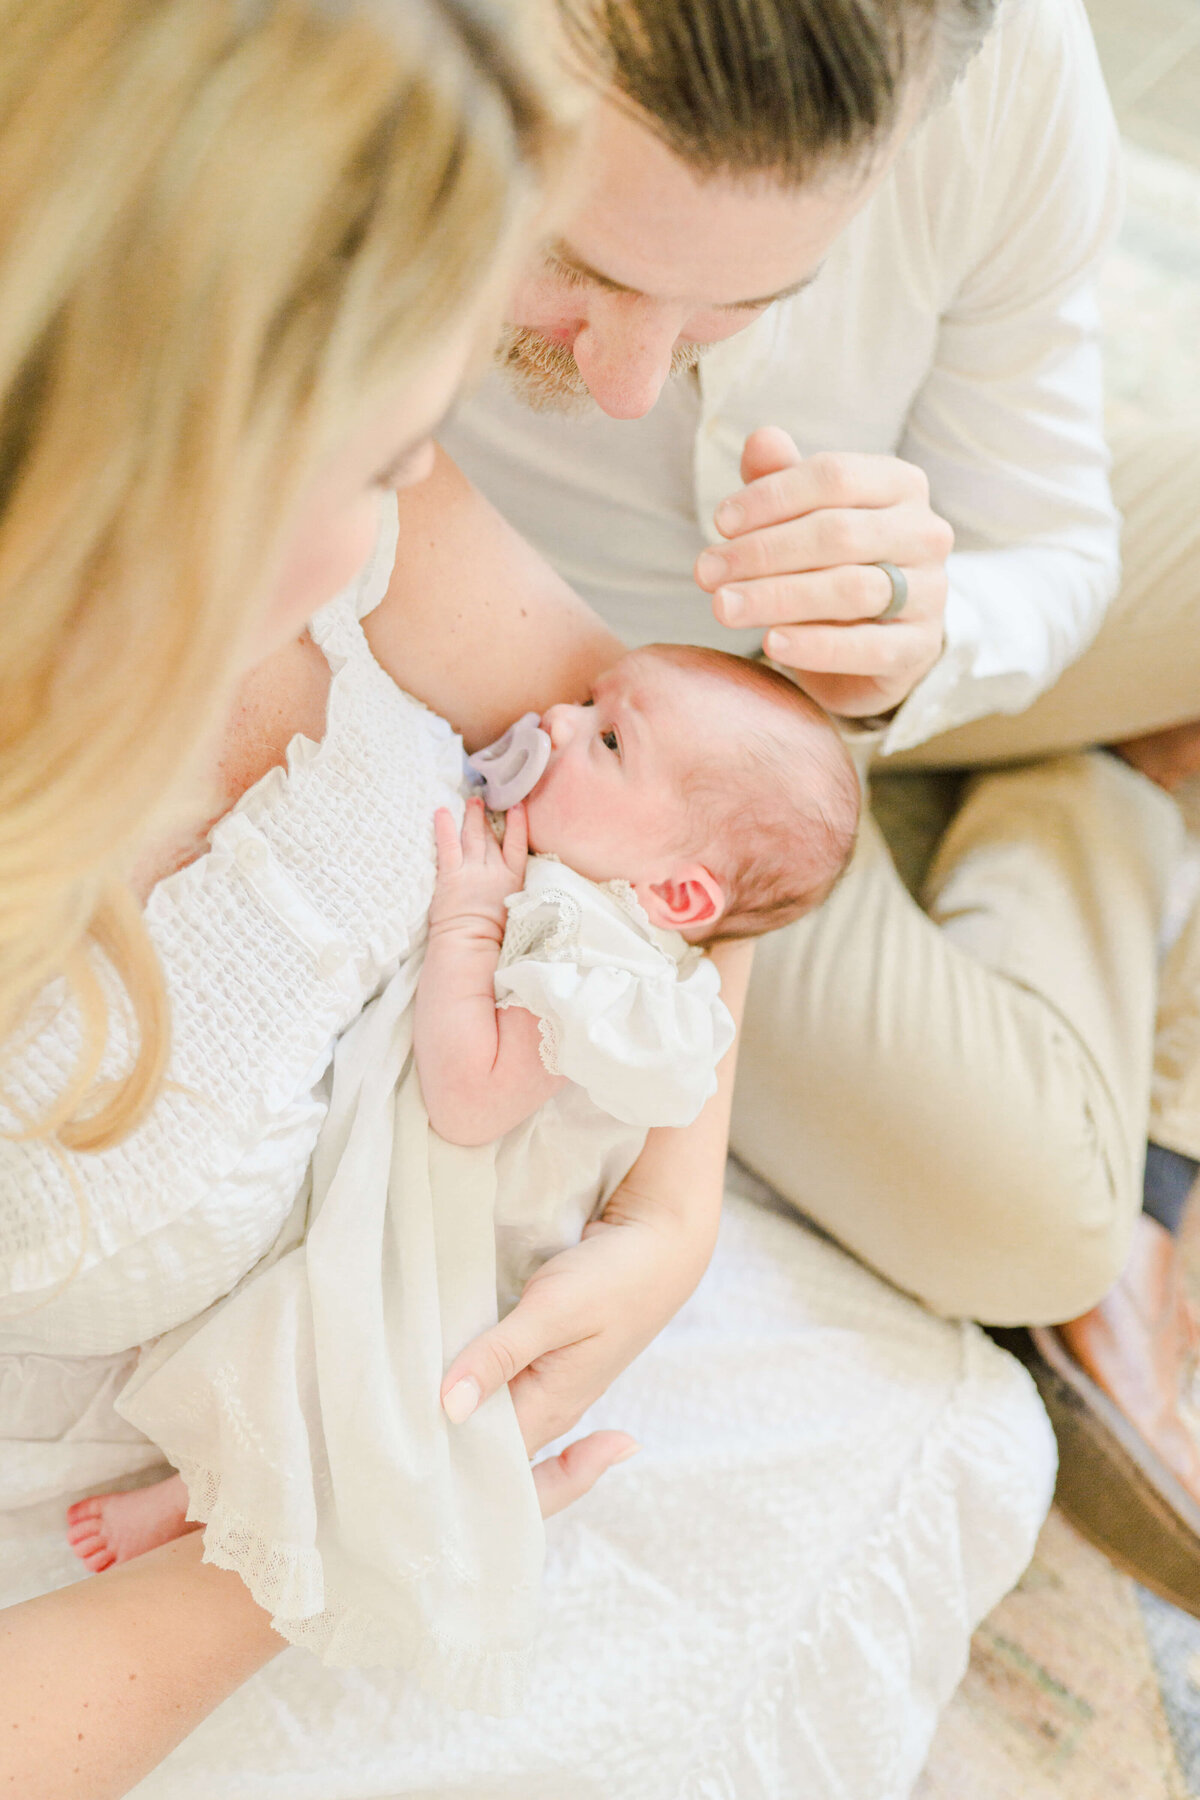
522,644,859,941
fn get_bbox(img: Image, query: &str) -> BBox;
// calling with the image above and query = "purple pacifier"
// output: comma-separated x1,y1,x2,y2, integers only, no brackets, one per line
465,711,552,811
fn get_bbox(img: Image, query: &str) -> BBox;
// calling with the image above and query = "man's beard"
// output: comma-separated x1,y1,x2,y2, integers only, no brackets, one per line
494,324,706,415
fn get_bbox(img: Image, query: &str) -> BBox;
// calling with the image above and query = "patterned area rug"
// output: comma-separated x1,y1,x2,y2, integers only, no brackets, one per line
913,139,1200,1800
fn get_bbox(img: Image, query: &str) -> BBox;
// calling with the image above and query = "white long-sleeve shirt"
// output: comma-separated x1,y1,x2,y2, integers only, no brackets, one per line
441,0,1121,756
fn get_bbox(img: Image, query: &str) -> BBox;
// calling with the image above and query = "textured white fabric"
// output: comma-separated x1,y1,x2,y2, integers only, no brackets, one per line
441,0,1121,756
119,963,546,1715
0,495,1057,1787
495,856,735,1129
0,497,466,1359
115,853,734,1710
0,1175,1055,1800
0,497,463,1505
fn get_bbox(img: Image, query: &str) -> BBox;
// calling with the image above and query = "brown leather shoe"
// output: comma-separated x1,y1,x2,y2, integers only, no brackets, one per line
1005,1216,1200,1616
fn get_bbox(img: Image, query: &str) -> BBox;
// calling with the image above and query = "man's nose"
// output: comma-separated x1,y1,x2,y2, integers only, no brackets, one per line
571,298,682,420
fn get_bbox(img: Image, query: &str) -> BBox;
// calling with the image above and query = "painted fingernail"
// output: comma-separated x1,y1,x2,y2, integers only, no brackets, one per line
612,1442,641,1464
696,549,726,586
442,1377,481,1423
718,586,745,624
714,499,743,534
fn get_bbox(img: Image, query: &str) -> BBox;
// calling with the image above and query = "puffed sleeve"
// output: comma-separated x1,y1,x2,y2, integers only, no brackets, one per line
493,860,734,1130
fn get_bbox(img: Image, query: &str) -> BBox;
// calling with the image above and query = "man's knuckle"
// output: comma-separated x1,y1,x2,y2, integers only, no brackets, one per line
818,511,857,562
841,565,876,612
730,534,767,579
882,633,910,674
811,450,851,502
754,471,788,519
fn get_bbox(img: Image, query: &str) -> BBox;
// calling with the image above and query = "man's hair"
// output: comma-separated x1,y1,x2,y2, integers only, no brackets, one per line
558,0,999,182
635,644,860,941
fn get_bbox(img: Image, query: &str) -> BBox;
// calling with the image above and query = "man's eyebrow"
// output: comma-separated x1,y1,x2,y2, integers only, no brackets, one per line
546,240,642,296
723,268,822,310
545,239,821,311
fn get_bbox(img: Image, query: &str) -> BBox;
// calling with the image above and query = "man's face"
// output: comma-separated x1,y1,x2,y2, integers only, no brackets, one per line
502,96,903,422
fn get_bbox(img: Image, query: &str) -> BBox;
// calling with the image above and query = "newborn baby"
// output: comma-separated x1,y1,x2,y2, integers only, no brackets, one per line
420,642,859,1310
76,643,859,1713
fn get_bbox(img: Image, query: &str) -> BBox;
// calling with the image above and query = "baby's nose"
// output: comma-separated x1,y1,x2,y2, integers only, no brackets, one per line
541,703,573,747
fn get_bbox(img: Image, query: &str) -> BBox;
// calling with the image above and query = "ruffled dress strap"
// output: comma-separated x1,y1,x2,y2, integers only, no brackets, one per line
494,857,734,1130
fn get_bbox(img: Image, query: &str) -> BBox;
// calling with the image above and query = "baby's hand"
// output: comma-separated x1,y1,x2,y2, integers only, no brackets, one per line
429,797,528,939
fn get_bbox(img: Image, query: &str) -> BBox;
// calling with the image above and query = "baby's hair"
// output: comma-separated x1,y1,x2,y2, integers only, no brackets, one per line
634,644,861,941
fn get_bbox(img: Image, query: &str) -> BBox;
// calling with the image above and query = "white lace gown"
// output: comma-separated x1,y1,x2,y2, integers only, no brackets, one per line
492,855,735,1307
0,502,1055,1798
115,853,736,1711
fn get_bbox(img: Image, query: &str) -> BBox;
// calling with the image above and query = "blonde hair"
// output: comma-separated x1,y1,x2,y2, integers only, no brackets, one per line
0,0,564,1151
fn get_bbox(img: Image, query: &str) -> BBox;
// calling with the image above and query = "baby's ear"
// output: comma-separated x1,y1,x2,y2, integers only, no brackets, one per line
638,863,725,932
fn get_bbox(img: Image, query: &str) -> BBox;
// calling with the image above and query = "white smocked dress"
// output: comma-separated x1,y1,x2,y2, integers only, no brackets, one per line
0,501,1055,1799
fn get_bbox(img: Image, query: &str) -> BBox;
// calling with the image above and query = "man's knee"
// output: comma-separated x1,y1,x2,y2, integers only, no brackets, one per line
921,1109,1141,1327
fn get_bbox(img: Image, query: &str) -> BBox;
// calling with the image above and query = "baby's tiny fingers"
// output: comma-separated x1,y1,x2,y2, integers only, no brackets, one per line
433,808,463,874
460,794,489,855
502,802,528,876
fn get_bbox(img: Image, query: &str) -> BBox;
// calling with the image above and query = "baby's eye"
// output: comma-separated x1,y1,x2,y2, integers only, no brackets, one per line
582,697,595,708
601,728,619,754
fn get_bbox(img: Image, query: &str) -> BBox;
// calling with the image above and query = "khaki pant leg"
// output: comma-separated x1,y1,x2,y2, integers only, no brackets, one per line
892,416,1200,1173
731,751,1180,1325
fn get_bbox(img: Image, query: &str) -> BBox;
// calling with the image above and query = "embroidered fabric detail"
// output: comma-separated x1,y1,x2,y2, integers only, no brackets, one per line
498,884,584,969
179,1454,535,1715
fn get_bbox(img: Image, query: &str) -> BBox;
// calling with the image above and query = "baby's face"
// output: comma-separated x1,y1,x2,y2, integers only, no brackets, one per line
523,653,695,885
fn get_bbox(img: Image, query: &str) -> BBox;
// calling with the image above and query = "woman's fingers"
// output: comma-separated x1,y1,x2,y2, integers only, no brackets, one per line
531,1432,640,1519
441,1281,570,1427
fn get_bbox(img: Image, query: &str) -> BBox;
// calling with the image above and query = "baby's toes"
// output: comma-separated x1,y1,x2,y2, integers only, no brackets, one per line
65,1495,103,1534
67,1524,114,1570
78,1541,116,1574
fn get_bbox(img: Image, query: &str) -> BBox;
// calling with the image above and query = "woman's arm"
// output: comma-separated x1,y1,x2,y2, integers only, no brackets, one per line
365,447,624,749
0,1441,632,1800
0,1533,281,1800
440,938,754,1448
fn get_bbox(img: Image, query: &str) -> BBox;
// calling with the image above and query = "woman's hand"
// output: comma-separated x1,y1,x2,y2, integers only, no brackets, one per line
694,426,953,718
443,939,753,1513
443,1181,717,1507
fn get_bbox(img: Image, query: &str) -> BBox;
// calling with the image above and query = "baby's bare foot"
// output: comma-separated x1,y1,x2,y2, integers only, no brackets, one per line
66,1473,198,1573
1113,720,1200,794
